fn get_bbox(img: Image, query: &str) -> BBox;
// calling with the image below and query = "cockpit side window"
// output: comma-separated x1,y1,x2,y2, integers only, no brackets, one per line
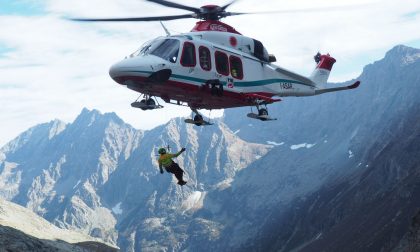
149,39,180,63
181,42,196,67
199,46,211,71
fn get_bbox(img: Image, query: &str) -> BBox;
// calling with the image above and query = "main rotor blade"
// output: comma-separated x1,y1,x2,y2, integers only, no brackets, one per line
224,12,247,17
243,5,367,15
146,0,199,13
221,0,239,11
71,14,195,22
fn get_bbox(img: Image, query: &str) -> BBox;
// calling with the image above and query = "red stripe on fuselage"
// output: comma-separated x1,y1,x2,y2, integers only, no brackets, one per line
114,75,277,109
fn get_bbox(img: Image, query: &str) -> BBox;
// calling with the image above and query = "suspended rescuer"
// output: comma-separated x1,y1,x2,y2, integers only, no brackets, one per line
158,147,187,186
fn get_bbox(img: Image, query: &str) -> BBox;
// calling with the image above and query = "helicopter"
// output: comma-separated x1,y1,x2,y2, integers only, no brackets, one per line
72,0,360,126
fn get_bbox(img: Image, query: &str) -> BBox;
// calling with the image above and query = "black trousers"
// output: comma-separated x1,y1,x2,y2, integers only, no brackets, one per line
165,162,184,182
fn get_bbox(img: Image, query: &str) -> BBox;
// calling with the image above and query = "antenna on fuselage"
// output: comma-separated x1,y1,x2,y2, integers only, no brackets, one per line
159,21,171,36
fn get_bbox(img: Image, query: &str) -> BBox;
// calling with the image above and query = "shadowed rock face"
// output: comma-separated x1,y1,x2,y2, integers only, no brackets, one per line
0,45,419,251
204,45,420,252
0,225,118,252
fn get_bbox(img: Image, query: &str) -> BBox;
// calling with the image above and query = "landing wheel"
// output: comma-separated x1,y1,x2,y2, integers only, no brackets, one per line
194,114,203,126
139,99,147,110
146,98,156,106
258,108,268,121
258,108,268,116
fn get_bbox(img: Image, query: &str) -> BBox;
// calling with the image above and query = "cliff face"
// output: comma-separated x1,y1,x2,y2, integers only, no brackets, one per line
210,45,420,251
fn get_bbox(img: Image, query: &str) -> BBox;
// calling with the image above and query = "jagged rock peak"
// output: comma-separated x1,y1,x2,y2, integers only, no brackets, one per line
0,119,65,153
361,44,420,78
384,45,420,61
74,108,127,128
378,44,420,67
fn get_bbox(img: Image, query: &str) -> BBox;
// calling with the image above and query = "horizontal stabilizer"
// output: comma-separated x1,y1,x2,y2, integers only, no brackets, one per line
315,81,361,95
244,93,281,103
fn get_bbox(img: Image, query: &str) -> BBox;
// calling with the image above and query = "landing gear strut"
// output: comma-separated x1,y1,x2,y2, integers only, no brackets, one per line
206,80,223,97
184,108,213,126
247,102,277,121
131,94,163,110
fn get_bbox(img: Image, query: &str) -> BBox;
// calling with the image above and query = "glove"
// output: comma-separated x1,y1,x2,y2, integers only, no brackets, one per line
181,147,186,152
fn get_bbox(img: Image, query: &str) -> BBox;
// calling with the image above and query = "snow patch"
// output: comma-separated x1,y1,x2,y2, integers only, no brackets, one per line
290,143,316,150
48,120,66,139
182,191,206,212
348,150,354,158
403,52,420,65
112,202,123,215
216,178,233,190
73,180,81,189
266,141,284,146
143,218,164,229
0,162,22,199
88,114,96,127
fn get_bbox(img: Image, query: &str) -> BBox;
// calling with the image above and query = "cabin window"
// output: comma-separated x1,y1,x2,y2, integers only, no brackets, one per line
215,51,229,76
199,46,211,71
149,39,180,63
180,42,196,67
229,55,243,79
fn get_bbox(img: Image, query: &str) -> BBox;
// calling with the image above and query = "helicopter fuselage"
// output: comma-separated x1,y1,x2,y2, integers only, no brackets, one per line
109,27,317,110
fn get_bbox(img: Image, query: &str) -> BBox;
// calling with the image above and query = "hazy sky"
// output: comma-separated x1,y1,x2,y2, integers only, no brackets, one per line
0,0,419,146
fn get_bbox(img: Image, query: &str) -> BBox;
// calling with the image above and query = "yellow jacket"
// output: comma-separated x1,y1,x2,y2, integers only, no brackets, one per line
158,151,182,168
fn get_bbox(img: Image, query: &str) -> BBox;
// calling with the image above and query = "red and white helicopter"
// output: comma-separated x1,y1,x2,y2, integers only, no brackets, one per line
73,0,360,126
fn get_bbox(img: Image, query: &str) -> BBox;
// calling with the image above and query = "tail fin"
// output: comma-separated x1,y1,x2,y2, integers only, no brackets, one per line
309,53,336,88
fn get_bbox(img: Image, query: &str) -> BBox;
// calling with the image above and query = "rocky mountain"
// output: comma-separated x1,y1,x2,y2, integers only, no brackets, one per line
0,108,269,250
0,198,117,251
0,45,419,251
0,108,142,244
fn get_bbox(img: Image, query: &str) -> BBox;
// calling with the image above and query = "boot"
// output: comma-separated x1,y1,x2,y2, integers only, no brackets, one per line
177,180,187,186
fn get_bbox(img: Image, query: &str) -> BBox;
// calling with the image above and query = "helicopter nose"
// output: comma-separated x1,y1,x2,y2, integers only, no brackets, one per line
109,55,169,85
109,61,124,84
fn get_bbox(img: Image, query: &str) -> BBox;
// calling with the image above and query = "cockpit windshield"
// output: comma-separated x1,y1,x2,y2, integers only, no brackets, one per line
149,39,180,63
129,38,180,63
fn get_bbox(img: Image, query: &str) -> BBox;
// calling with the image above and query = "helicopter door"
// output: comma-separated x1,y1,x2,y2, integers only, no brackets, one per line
214,50,230,93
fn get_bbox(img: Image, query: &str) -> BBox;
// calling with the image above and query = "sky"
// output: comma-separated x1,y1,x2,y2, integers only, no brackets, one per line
0,0,419,147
